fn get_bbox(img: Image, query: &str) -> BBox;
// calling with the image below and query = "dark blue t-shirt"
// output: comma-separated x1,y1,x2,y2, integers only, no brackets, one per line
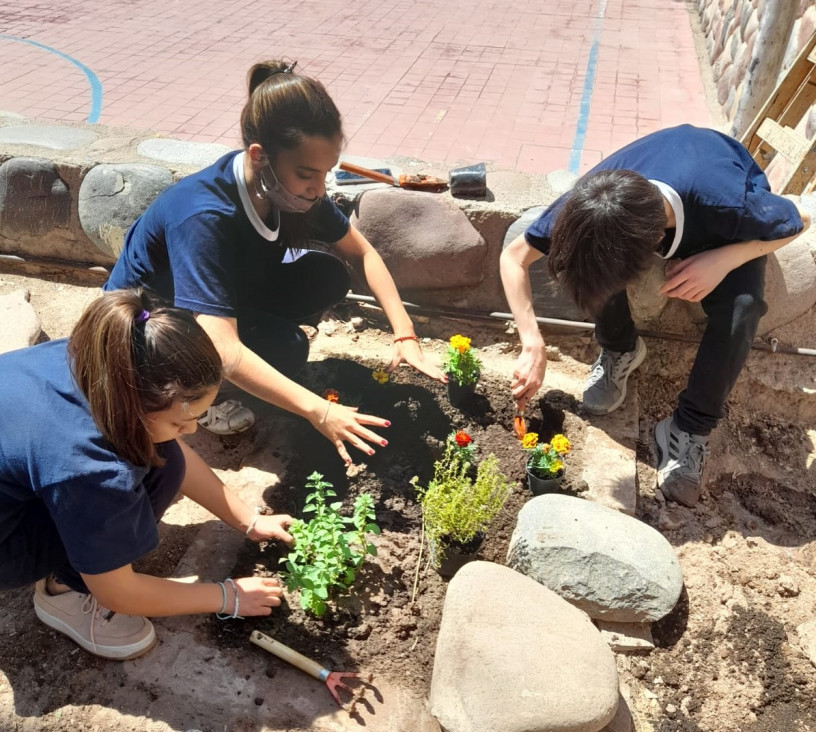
0,340,160,575
104,151,350,317
526,125,803,257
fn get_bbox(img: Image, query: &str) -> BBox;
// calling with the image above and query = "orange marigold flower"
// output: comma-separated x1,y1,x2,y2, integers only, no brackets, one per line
322,388,340,402
454,430,472,447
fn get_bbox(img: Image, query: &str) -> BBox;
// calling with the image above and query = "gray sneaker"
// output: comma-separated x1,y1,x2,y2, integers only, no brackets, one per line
654,416,709,507
582,337,647,415
197,399,255,435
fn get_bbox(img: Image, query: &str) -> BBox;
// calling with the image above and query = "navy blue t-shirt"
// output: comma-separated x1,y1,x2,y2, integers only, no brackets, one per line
0,340,160,575
526,125,803,257
104,151,350,317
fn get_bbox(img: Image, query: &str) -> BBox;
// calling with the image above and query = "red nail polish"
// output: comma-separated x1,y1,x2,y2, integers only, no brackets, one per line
384,421,391,427
381,440,388,446
369,449,375,455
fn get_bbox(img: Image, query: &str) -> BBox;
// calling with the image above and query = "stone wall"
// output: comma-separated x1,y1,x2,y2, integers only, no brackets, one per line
698,0,816,131
1,114,815,339
0,115,558,315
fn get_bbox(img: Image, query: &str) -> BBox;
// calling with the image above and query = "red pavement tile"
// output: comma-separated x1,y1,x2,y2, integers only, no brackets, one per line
1,0,714,173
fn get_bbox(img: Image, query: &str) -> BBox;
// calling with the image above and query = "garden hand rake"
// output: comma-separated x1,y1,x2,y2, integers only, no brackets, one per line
249,630,372,713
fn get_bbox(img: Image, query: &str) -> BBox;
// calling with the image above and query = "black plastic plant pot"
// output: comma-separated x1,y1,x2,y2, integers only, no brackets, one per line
526,466,565,496
429,532,485,578
446,374,479,407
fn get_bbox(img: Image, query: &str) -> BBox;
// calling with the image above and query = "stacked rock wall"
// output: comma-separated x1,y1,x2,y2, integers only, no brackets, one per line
699,0,816,133
0,117,556,316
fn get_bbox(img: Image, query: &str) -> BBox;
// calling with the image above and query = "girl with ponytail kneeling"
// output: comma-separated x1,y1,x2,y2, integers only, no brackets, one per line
0,290,293,660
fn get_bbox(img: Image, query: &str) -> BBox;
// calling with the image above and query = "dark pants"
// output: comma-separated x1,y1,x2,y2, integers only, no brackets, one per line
238,251,351,377
594,256,767,436
0,441,186,594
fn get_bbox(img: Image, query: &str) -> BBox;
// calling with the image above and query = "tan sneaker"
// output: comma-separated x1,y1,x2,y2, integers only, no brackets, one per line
33,579,156,660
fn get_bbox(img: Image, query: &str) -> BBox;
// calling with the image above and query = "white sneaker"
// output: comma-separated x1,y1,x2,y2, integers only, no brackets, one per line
33,580,156,660
197,399,256,435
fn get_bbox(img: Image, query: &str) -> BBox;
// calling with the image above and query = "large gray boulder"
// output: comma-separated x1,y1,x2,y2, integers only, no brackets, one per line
430,561,618,732
79,164,173,258
756,235,816,336
507,494,683,622
137,139,232,167
0,124,97,151
0,157,70,238
349,188,486,290
0,289,41,354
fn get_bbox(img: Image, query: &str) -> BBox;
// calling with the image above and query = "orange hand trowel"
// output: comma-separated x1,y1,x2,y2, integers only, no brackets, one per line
250,630,373,714
338,161,449,192
513,409,527,440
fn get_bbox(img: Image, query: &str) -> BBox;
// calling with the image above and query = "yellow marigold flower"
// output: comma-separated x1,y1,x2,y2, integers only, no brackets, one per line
449,334,471,354
521,432,539,449
372,369,389,384
551,434,571,454
552,459,564,473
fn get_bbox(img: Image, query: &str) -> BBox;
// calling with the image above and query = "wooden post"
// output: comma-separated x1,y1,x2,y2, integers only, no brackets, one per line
731,0,799,138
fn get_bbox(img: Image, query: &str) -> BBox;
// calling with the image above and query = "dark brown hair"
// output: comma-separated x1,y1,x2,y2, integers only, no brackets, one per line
240,60,344,250
68,289,222,467
547,169,668,314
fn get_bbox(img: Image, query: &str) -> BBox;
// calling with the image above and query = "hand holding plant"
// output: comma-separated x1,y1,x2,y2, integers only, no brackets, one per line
523,432,571,480
442,334,483,386
280,472,380,616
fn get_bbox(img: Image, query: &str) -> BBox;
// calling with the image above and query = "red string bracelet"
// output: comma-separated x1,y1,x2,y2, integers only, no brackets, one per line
393,335,419,343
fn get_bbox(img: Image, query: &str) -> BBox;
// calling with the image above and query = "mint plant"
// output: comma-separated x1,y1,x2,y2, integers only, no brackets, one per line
280,472,380,616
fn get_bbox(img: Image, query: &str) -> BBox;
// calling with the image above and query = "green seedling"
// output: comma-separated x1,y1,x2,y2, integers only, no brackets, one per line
280,472,380,616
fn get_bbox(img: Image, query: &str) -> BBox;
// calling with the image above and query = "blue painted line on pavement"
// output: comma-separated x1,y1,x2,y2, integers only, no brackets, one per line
569,0,608,174
0,34,103,123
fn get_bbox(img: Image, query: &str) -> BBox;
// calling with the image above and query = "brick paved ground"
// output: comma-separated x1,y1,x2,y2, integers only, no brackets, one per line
0,0,714,173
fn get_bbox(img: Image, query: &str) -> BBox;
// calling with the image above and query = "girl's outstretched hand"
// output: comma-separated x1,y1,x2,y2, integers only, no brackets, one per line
312,401,390,466
387,338,447,382
233,576,285,616
253,514,295,544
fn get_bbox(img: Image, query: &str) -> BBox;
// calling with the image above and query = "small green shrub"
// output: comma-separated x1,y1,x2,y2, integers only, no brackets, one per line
280,472,380,616
411,441,511,560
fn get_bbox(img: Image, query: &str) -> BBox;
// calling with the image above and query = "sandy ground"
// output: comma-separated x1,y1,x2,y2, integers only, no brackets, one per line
1,267,816,732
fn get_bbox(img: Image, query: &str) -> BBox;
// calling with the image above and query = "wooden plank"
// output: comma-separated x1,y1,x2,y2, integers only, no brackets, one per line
781,144,816,194
756,119,809,162
740,31,816,152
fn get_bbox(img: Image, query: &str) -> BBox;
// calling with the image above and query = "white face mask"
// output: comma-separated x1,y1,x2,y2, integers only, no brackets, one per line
257,164,320,214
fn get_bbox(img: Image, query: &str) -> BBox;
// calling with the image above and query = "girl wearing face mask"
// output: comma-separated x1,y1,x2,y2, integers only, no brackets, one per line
105,60,445,465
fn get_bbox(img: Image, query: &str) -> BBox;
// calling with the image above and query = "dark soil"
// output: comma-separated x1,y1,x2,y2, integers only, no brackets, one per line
208,356,586,697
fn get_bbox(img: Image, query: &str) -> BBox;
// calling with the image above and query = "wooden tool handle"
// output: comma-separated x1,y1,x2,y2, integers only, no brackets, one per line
250,630,328,680
338,161,397,186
